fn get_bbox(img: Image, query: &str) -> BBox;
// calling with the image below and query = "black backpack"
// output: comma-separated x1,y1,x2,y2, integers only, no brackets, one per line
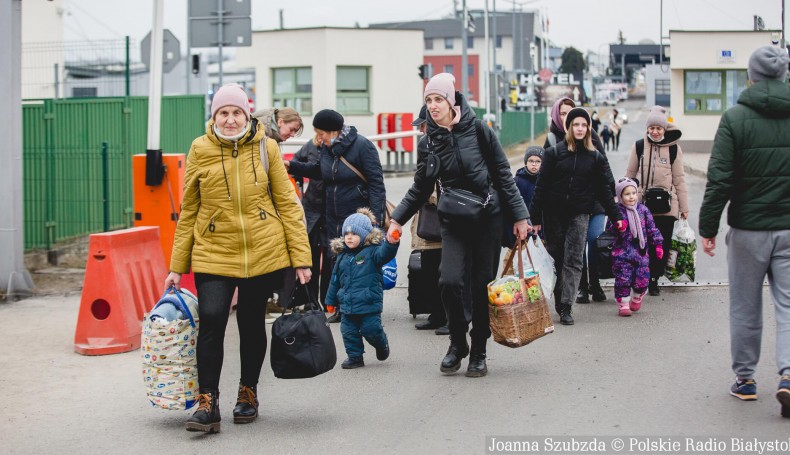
635,138,677,164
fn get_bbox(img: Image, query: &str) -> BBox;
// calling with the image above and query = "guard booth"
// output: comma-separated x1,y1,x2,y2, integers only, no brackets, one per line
377,113,415,172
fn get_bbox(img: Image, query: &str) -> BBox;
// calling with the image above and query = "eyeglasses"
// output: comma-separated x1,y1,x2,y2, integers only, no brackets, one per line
526,160,542,165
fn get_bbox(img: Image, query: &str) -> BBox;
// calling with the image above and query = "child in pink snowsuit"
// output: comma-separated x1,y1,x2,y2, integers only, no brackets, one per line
608,178,664,316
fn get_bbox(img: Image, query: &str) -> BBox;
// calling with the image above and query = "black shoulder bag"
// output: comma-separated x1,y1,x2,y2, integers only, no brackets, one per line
436,120,495,222
638,140,672,214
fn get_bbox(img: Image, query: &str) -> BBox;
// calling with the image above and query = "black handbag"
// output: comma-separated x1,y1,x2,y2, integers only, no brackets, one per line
437,180,492,221
595,230,616,279
270,284,337,379
643,188,671,214
639,143,672,214
416,203,442,242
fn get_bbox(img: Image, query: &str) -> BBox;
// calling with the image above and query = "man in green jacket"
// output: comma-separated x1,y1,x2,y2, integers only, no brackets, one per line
699,45,790,418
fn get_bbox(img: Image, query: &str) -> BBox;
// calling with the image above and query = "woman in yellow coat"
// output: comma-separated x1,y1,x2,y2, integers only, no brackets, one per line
164,84,312,433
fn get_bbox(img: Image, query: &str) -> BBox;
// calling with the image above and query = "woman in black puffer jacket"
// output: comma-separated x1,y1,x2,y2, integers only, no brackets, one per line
531,108,622,326
387,73,531,378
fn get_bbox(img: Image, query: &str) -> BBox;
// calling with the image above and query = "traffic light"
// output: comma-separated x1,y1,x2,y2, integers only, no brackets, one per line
418,64,426,80
191,54,200,75
466,11,476,32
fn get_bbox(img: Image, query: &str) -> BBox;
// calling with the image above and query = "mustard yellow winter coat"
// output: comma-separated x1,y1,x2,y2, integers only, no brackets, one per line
170,120,311,277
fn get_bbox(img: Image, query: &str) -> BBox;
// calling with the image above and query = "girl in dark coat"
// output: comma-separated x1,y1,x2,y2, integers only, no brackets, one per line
387,73,531,378
544,98,612,304
531,108,623,325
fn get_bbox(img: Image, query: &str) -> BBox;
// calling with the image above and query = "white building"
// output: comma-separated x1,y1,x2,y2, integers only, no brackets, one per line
21,0,64,99
669,30,780,152
236,27,424,143
644,63,671,107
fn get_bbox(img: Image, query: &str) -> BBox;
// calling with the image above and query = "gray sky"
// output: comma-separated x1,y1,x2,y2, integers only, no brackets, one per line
62,0,784,55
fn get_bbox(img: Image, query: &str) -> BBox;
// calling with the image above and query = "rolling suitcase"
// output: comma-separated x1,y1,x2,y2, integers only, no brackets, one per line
407,249,441,318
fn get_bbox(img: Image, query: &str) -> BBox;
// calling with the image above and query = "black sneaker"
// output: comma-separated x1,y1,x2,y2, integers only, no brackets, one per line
434,325,450,336
376,343,390,361
730,377,757,401
576,289,590,304
648,279,660,296
341,357,364,369
559,305,574,325
590,283,607,302
777,375,790,417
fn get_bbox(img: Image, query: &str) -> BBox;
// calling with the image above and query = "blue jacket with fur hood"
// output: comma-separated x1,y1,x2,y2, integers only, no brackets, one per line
325,208,399,315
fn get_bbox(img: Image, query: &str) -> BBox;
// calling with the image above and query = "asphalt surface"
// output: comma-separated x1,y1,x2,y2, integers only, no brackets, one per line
3,101,785,455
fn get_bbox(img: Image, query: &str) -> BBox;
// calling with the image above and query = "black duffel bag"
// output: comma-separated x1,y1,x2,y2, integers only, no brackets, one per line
595,230,616,279
270,284,336,379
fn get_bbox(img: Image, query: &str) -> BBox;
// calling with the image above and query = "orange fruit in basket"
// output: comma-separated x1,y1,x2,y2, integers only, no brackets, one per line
493,297,503,306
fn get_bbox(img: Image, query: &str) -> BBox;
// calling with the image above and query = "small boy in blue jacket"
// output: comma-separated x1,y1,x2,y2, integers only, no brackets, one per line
326,208,400,369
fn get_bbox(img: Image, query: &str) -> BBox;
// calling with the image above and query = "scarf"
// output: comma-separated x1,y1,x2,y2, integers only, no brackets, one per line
622,202,645,250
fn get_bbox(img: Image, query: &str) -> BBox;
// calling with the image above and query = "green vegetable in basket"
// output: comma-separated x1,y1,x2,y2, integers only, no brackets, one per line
527,285,541,302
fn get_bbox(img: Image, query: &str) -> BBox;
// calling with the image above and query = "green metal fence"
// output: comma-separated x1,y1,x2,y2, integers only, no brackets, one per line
22,95,205,250
472,107,548,147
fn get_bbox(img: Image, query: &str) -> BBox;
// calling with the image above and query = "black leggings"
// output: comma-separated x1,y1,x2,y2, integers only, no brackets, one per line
194,271,282,392
439,212,503,350
649,216,676,280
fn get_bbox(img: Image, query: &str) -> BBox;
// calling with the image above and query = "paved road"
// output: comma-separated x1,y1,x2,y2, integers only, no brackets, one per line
4,101,783,455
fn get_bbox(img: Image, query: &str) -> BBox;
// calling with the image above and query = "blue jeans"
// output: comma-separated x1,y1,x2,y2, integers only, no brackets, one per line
586,214,606,274
340,313,388,359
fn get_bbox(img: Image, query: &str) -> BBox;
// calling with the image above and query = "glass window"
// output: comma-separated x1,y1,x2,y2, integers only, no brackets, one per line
444,38,454,50
425,63,434,79
272,67,312,115
467,36,474,48
336,66,370,114
495,35,502,48
725,70,748,109
443,64,454,75
684,70,747,114
468,63,474,77
655,79,670,95
424,38,433,50
686,71,721,94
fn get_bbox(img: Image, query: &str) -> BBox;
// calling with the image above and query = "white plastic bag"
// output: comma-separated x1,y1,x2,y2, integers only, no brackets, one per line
525,236,556,299
665,218,697,282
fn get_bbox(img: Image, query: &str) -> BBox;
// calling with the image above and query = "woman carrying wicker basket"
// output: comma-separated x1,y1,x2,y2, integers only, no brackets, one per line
386,73,532,378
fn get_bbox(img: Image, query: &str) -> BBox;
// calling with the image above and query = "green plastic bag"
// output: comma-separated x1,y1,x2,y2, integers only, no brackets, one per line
665,218,696,282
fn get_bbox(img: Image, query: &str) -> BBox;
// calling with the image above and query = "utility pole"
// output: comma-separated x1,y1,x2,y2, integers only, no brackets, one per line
493,0,499,130
484,0,490,116
0,0,33,299
461,0,469,97
147,0,165,151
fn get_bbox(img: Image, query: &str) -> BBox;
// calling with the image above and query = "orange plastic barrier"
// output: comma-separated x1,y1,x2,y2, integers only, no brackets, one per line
132,154,185,265
74,226,167,355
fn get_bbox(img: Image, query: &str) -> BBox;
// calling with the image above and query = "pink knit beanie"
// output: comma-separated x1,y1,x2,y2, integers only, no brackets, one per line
424,73,456,107
645,105,668,129
211,84,250,120
615,177,638,201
